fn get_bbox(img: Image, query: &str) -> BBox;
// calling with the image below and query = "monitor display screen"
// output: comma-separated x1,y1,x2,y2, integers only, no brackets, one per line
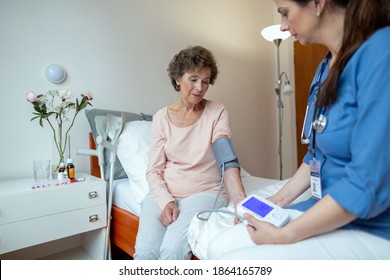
242,197,273,218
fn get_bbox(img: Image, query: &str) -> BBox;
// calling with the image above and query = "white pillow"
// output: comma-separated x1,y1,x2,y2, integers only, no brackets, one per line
117,120,152,206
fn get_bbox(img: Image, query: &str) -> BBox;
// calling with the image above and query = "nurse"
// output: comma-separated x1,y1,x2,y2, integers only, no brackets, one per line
208,0,390,259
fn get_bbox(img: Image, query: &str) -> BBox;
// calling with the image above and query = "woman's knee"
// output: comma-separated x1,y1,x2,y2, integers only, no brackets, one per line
160,239,192,260
134,244,160,260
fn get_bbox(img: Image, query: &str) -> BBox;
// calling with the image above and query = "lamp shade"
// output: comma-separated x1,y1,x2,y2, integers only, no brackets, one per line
45,64,67,84
283,83,293,95
261,24,291,42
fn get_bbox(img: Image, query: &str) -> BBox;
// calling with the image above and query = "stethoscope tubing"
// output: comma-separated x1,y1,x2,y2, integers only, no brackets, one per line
300,52,331,145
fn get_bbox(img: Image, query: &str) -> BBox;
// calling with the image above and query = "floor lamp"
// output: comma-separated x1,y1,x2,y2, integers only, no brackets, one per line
261,24,292,180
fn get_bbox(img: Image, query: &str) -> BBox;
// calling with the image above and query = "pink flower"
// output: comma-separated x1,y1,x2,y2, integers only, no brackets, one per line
82,91,93,100
26,91,37,103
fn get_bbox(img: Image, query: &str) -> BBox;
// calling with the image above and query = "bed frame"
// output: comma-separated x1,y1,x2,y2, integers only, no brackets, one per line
89,132,198,259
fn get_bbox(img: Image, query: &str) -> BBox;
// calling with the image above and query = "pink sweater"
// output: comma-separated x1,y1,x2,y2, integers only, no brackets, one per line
146,100,232,209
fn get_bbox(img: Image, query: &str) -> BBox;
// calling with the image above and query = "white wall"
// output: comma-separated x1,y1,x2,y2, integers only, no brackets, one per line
0,0,296,181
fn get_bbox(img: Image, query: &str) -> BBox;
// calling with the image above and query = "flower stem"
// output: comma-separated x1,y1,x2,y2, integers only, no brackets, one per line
47,117,64,174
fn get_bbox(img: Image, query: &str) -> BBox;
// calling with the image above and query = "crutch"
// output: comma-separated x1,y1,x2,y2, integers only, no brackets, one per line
95,113,125,260
76,113,124,259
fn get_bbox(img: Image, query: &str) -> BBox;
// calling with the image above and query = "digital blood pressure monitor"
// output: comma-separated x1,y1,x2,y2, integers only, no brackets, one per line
237,194,290,227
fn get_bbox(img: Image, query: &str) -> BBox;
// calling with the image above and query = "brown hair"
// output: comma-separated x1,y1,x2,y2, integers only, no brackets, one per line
167,45,219,91
317,0,390,109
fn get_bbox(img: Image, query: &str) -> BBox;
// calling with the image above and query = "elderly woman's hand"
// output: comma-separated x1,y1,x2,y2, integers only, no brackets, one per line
160,201,179,227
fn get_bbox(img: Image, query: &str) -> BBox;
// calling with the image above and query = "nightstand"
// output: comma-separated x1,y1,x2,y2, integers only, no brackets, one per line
0,174,107,260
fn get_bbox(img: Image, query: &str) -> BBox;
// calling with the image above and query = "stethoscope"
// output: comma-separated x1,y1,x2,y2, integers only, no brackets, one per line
300,52,331,145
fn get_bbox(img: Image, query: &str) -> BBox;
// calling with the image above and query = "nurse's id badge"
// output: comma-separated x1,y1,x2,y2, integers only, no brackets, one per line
310,159,322,200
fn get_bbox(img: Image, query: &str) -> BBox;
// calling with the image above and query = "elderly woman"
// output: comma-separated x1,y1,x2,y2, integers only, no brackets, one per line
134,45,246,260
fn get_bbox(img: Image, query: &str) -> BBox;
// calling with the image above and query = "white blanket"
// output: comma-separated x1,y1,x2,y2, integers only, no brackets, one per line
188,177,310,259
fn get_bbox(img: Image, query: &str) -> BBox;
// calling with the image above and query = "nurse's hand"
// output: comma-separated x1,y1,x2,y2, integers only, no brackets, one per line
245,213,286,244
160,202,179,227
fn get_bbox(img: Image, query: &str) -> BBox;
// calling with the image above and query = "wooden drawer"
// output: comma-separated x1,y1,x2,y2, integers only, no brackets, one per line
0,180,106,225
0,204,107,254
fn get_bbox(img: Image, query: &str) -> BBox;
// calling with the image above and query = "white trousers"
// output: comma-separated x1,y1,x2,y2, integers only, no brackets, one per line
134,192,226,260
207,209,390,260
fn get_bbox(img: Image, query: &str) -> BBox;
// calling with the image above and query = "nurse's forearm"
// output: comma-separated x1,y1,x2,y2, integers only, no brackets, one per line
283,195,357,243
271,163,311,206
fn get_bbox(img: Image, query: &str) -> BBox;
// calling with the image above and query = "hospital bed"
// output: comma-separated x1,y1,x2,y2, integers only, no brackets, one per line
85,109,310,260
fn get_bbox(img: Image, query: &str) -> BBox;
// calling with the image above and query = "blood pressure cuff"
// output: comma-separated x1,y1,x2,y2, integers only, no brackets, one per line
212,137,240,176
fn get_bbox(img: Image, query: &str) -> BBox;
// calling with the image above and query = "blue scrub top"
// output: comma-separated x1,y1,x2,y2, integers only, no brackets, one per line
287,27,390,241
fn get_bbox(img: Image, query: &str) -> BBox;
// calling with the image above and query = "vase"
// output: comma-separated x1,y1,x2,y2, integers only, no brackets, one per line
51,154,63,178
51,141,66,178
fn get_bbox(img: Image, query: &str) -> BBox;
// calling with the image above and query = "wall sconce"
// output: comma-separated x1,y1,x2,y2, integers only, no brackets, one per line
261,24,292,180
44,64,67,84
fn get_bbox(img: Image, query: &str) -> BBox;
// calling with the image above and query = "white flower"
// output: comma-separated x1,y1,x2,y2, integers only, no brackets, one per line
27,89,93,173
58,89,73,100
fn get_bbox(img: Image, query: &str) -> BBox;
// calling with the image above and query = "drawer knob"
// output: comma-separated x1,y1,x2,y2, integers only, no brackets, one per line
88,191,98,199
89,214,99,222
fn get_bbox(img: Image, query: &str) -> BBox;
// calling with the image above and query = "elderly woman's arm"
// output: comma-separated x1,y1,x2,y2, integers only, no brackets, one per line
223,167,246,208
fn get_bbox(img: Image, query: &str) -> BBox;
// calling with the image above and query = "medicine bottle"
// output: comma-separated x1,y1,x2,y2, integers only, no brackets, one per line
66,158,75,180
58,162,66,180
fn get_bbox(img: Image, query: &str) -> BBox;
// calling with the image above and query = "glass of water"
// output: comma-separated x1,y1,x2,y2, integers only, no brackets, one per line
33,159,51,181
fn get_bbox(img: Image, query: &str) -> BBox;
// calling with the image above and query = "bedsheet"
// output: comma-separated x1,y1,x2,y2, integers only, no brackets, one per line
112,178,141,216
